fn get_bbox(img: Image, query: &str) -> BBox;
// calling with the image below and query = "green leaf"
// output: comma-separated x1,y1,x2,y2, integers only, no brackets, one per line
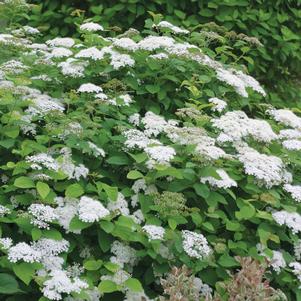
107,155,130,165
168,218,177,230
104,262,120,272
3,126,19,138
69,216,91,230
235,204,256,220
13,263,35,285
14,177,35,189
36,182,50,199
98,280,118,293
127,170,144,180
145,85,160,94
124,278,143,292
0,273,21,294
84,260,103,271
193,183,210,198
218,254,239,268
65,183,84,198
102,183,118,201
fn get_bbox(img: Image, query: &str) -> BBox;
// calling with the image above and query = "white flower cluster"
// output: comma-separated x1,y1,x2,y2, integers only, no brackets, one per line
268,109,301,130
0,237,13,250
107,193,130,216
284,184,301,202
78,196,110,223
142,225,165,240
182,230,211,259
272,210,301,234
282,139,301,151
110,240,137,269
216,68,266,97
294,240,301,261
194,277,213,299
28,204,58,229
77,83,102,93
200,169,237,189
237,146,291,188
289,262,301,287
79,22,104,32
42,269,88,300
58,58,87,77
212,111,277,143
46,37,75,48
0,205,10,217
208,97,227,112
156,21,189,34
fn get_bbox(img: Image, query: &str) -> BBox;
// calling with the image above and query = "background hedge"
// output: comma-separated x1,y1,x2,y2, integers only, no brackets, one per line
28,0,301,106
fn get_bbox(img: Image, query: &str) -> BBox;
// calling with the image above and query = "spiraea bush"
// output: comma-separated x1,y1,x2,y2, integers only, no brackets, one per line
1,2,301,301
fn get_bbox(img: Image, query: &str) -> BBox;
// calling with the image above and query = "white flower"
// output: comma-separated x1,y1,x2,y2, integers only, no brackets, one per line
149,52,169,60
282,139,301,150
31,238,69,257
289,262,301,286
268,108,301,130
28,204,58,229
107,193,130,216
58,58,87,77
279,129,301,139
87,141,105,157
42,269,88,300
145,145,176,166
8,242,42,263
123,129,150,149
272,210,301,234
54,197,78,233
294,240,301,260
284,184,301,202
212,111,277,143
270,250,286,274
194,278,212,299
0,205,10,217
110,241,137,268
209,97,227,112
0,238,13,250
75,47,104,60
78,196,110,223
26,153,60,171
182,230,211,259
200,169,237,189
156,21,189,34
50,47,73,58
128,113,140,126
138,36,175,51
142,111,167,137
110,52,135,70
143,225,165,240
113,38,138,51
216,68,265,97
237,146,289,188
77,83,102,93
46,37,75,48
80,22,104,32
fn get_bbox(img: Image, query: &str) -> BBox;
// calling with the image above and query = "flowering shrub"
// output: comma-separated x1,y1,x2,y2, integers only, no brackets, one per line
1,6,301,301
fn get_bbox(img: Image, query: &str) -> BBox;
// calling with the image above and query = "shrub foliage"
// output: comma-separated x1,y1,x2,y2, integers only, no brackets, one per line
26,0,301,106
1,2,301,301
